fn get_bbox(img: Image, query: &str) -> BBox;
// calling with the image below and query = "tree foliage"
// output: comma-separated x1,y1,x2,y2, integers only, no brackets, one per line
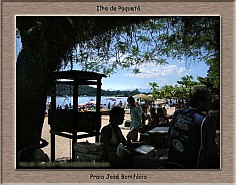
177,75,199,89
63,17,220,80
17,16,220,82
149,75,204,101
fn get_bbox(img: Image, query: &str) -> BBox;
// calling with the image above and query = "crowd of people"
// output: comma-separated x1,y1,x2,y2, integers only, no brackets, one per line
100,85,220,169
18,85,220,169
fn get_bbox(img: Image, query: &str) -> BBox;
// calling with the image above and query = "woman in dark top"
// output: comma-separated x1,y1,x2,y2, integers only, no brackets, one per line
100,106,131,168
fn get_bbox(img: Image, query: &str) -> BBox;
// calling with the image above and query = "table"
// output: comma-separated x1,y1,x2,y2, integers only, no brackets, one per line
140,126,169,149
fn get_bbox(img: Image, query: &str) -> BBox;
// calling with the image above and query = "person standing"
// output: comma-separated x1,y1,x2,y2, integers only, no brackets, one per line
167,86,219,169
126,96,144,142
107,102,111,109
119,100,123,107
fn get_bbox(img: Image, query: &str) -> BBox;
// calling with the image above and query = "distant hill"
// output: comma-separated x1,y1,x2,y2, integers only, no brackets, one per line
52,84,143,97
139,88,152,93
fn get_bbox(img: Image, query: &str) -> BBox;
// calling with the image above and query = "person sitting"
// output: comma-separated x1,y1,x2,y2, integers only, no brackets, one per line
147,107,159,128
162,106,167,115
17,134,49,168
156,108,169,126
100,106,132,168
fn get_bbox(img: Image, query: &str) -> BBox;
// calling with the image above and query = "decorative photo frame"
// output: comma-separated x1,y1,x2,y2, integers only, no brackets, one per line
1,0,235,184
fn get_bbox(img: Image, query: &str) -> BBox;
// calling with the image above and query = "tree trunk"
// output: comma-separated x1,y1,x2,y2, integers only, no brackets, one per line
16,17,70,157
16,49,53,155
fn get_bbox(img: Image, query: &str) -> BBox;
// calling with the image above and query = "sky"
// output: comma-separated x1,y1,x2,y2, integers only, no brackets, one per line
101,59,209,92
16,37,209,92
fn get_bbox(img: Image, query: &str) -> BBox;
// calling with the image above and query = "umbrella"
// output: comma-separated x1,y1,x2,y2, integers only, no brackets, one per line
133,93,149,99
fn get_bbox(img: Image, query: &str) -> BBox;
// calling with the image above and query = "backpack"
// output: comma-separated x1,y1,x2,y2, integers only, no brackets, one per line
168,108,209,168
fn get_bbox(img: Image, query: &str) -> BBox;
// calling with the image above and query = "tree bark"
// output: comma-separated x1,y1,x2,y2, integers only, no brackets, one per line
16,49,53,154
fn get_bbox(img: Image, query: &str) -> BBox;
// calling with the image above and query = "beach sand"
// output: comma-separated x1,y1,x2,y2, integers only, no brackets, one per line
41,107,175,160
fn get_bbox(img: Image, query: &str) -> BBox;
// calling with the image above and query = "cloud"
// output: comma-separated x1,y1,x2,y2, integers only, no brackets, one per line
123,63,190,79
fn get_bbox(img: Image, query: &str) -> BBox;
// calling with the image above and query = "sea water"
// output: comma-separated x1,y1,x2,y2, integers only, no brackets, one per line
46,96,128,109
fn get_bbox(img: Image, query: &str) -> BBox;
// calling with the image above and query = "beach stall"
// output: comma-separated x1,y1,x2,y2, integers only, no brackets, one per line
48,70,106,162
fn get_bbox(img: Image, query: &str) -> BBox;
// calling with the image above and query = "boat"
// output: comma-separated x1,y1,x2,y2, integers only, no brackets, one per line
108,97,116,101
115,95,124,98
90,97,95,101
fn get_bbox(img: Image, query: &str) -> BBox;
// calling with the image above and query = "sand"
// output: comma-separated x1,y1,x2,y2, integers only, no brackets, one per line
41,107,175,160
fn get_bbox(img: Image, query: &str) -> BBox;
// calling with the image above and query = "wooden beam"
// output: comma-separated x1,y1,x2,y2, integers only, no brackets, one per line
56,80,100,86
50,130,97,139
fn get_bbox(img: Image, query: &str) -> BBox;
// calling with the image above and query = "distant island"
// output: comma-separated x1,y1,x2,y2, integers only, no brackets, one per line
50,84,145,97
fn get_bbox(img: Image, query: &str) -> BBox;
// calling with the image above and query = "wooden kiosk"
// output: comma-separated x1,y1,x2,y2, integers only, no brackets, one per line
48,70,106,162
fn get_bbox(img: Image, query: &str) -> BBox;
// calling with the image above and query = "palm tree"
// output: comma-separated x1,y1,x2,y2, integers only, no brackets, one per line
162,85,174,102
177,75,199,91
149,82,159,105
149,82,159,91
177,75,199,103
